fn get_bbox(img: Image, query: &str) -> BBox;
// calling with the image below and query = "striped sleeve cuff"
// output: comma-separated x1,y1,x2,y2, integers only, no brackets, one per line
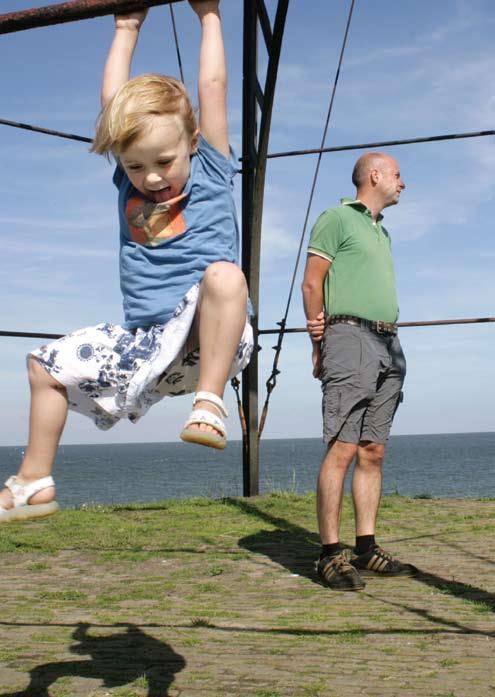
308,248,333,262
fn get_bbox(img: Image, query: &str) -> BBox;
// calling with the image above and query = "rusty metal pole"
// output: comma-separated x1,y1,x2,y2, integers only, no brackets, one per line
241,0,259,497
0,0,182,34
241,0,289,496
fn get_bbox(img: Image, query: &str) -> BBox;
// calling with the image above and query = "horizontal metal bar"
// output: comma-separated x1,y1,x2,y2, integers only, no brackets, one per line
1,317,493,342
2,117,494,161
0,0,182,35
0,118,92,143
258,317,495,335
0,331,63,340
265,130,495,160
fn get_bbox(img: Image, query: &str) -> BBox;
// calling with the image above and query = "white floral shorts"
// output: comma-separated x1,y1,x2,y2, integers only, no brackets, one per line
30,284,253,430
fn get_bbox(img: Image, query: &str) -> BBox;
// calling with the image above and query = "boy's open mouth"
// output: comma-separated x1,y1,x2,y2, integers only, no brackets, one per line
148,186,172,203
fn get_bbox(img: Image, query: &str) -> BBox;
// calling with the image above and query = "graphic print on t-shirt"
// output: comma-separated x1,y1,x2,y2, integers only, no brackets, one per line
126,194,186,246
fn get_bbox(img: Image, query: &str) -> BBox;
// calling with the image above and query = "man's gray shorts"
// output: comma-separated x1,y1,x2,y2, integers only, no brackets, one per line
320,322,406,445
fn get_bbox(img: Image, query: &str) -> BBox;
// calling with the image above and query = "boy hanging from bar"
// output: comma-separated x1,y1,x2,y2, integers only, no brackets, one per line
0,1,252,521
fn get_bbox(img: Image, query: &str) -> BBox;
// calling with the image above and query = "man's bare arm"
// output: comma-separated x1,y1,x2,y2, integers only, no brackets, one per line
302,253,331,378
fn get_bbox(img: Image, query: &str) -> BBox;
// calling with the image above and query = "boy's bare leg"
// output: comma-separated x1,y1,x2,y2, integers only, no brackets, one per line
0,358,68,509
187,261,248,435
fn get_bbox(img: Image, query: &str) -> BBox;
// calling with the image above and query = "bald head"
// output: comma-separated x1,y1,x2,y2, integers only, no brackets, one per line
351,152,394,188
351,152,405,215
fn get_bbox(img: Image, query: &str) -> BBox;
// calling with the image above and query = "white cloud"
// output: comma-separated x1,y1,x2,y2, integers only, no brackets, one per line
261,204,300,260
387,198,467,242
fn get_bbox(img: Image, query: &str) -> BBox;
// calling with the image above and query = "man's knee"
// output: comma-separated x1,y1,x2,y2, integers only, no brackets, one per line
323,439,358,471
202,262,247,299
357,441,385,467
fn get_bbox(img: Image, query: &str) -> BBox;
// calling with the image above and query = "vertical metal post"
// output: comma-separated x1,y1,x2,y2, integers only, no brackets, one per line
241,0,259,496
241,0,289,496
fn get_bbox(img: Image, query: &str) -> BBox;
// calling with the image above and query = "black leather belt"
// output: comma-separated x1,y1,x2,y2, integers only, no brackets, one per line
327,314,397,336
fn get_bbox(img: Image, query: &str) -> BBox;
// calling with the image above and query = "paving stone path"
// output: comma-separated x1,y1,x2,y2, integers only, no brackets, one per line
0,494,494,696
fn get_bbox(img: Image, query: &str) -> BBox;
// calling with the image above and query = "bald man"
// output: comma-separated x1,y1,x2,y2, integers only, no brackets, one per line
302,152,417,591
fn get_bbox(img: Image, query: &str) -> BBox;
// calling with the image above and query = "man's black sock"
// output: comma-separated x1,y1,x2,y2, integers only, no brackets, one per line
355,535,375,555
320,543,342,559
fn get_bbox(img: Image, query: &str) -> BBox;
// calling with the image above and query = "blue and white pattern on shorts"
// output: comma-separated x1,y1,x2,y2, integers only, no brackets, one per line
30,283,253,430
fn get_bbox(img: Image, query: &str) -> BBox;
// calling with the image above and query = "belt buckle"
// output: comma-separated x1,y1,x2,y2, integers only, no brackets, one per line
375,320,385,334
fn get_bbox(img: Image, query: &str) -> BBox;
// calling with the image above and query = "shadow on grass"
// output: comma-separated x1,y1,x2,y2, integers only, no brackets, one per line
225,496,321,582
3,622,185,697
369,580,495,638
390,529,495,568
1,617,493,640
227,497,495,625
414,570,495,611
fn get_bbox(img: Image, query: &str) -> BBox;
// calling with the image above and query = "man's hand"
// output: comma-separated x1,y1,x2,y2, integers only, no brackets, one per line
115,9,148,31
312,342,322,379
307,311,325,343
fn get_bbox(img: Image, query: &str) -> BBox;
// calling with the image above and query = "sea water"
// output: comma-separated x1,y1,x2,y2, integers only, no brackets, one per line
0,432,493,508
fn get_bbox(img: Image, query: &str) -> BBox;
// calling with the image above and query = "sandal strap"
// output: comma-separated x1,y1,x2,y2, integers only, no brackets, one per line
5,475,55,507
183,409,227,438
192,391,228,418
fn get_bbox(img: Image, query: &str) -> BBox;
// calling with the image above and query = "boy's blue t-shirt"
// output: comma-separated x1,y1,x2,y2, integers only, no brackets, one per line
113,135,239,329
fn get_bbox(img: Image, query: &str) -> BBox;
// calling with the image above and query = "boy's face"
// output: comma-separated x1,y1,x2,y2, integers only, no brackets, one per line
120,114,198,203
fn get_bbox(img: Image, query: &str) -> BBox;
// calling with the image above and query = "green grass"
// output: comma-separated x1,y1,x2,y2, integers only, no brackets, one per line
26,561,50,571
334,630,366,644
440,658,460,667
37,590,87,602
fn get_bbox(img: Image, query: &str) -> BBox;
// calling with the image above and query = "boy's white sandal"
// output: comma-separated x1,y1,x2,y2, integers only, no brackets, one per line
180,391,228,450
0,475,59,523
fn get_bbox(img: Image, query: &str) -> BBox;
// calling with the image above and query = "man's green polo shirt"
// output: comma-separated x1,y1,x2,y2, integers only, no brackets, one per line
308,198,399,323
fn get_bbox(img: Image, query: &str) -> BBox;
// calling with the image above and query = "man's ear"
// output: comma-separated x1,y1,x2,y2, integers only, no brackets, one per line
190,129,200,154
370,168,380,185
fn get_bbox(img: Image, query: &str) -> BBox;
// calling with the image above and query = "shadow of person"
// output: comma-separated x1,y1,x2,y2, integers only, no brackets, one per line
231,498,495,615
4,622,186,697
228,497,322,584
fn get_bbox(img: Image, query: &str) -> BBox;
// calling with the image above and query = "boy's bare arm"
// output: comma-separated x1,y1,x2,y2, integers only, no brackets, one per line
101,10,148,108
189,1,229,158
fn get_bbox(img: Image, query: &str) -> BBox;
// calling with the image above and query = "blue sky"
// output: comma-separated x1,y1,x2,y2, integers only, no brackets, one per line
0,0,494,446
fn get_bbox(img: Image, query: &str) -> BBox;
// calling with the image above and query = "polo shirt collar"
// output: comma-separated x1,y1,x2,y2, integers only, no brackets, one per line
341,198,383,222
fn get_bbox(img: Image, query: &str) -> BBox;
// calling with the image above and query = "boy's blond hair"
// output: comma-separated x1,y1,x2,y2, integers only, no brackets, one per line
92,73,197,156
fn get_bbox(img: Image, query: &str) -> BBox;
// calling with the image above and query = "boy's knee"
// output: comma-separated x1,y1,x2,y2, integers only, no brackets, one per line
203,262,247,297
